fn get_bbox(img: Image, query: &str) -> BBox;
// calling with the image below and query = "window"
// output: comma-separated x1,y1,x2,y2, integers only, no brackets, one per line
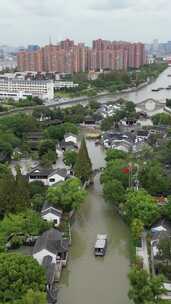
49,178,55,183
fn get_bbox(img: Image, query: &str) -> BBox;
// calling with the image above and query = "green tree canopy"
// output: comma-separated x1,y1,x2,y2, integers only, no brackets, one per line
47,178,86,212
44,122,78,142
105,149,128,162
0,164,10,179
40,150,56,168
157,238,171,262
0,114,38,138
131,219,144,241
0,210,50,251
100,159,129,188
0,167,30,214
74,137,92,184
128,266,166,304
29,181,46,198
38,139,56,157
152,113,171,126
0,253,46,303
18,290,47,304
103,179,125,207
139,161,170,195
14,166,30,212
123,189,160,226
63,150,77,168
101,117,114,131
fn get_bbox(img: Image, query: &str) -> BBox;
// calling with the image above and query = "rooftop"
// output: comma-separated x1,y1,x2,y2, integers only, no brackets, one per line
33,228,69,255
29,166,68,178
41,202,63,217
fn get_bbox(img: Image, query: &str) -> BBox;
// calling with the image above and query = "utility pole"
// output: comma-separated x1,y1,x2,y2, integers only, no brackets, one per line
134,163,139,191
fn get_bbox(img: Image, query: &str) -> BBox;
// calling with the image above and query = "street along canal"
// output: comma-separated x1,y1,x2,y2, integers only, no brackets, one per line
58,140,130,304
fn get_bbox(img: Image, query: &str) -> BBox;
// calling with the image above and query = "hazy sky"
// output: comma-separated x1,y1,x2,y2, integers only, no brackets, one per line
0,0,170,46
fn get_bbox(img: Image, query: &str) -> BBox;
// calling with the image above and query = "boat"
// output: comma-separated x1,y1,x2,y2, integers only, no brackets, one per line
168,75,171,77
94,234,107,257
166,86,171,90
152,89,160,92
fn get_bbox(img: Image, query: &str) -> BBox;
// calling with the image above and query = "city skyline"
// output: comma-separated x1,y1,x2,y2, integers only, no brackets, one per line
0,0,171,45
17,39,146,73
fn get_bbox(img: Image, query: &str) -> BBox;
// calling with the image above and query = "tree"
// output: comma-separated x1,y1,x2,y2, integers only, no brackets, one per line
40,150,56,168
47,178,86,212
29,181,46,198
158,238,171,264
38,139,56,157
137,144,154,161
63,104,86,123
0,253,46,303
0,170,16,213
31,194,45,212
63,150,77,167
123,189,159,226
20,290,47,304
0,210,50,250
14,166,30,212
103,179,125,207
74,137,92,184
100,159,129,188
101,117,114,131
105,149,127,162
0,114,38,138
131,219,144,241
152,113,171,126
63,122,78,135
128,266,165,304
0,141,13,160
139,161,170,195
158,140,171,165
44,125,65,141
0,164,10,179
89,99,100,111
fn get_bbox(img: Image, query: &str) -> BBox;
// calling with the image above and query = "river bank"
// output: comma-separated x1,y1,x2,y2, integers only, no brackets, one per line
0,71,162,118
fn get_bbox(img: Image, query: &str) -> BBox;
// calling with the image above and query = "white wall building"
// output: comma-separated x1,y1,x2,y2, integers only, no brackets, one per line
54,81,79,90
41,203,63,227
64,133,78,145
28,167,68,186
0,79,54,100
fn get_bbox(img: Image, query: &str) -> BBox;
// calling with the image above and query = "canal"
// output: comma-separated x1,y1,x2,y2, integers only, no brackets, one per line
58,140,130,304
117,66,171,103
60,66,171,109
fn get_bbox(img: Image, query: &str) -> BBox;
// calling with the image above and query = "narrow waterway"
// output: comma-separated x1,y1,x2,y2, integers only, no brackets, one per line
58,140,130,304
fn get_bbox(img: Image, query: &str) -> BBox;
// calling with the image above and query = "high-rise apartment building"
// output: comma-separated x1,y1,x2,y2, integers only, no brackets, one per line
17,39,146,73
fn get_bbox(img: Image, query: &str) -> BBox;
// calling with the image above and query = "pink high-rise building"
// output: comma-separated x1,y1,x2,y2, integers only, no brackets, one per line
17,39,146,73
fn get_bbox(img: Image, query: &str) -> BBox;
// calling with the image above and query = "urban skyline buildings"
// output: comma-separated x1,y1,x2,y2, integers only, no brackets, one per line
17,39,146,74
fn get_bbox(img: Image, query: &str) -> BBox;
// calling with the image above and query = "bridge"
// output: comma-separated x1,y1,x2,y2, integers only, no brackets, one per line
136,98,166,116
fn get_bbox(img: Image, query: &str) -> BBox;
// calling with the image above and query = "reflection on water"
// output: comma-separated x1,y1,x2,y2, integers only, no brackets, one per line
58,141,130,304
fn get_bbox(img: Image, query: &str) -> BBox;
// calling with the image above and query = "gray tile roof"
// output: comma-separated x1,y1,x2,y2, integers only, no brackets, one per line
41,202,63,216
41,205,63,217
29,166,67,178
55,168,68,178
33,228,69,255
29,166,56,177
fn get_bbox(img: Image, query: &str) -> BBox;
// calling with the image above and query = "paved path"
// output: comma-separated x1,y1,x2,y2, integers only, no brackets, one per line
142,232,150,273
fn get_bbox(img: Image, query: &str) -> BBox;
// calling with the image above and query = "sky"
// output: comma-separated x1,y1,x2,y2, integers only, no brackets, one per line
0,0,171,46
